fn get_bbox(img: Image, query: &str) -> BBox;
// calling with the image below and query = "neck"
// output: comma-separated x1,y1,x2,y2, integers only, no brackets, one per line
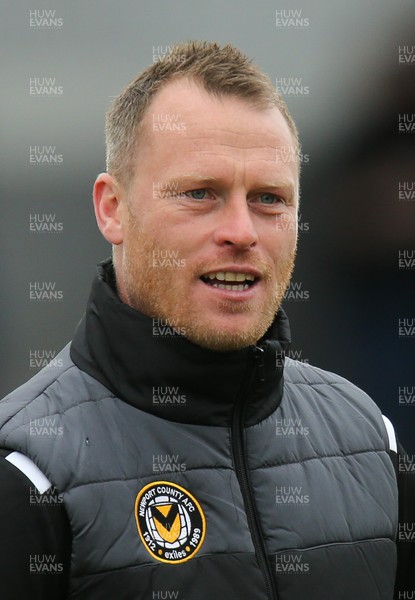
70,258,291,427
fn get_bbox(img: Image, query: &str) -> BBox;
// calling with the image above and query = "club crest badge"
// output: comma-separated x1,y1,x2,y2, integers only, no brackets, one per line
135,481,206,564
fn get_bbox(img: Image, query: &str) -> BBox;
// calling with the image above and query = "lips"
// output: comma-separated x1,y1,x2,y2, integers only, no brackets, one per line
200,270,258,291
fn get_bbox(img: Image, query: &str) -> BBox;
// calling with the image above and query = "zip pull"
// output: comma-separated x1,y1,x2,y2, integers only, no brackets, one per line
253,345,266,382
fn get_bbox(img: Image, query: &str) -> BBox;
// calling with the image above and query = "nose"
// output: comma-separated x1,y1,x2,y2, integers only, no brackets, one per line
212,195,258,249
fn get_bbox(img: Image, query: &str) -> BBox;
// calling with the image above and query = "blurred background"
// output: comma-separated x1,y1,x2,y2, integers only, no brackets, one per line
0,0,414,452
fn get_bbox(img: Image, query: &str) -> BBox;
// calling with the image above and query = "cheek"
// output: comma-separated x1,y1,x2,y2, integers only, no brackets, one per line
275,214,298,248
263,223,296,259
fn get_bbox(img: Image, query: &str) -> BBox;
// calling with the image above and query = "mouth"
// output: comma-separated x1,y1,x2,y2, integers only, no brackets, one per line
200,270,259,292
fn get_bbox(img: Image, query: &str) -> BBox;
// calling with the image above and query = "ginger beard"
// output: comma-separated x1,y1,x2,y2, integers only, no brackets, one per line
119,205,297,352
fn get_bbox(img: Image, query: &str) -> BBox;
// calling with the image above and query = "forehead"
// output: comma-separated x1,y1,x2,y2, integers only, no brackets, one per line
139,78,298,179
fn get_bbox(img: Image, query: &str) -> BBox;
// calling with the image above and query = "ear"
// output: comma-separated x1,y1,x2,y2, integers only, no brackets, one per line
93,173,125,245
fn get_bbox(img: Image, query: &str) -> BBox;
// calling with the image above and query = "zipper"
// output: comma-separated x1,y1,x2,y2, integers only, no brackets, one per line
231,345,278,600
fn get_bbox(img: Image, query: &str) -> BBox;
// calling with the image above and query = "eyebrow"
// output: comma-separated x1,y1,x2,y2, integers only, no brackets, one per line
161,174,222,188
254,180,296,191
161,174,296,192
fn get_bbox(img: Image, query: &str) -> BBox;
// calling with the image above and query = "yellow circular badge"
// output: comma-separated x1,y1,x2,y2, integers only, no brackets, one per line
135,481,206,564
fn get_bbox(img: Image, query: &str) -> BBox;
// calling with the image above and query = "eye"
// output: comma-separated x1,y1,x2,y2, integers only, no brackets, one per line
170,187,216,209
258,193,284,205
184,188,210,200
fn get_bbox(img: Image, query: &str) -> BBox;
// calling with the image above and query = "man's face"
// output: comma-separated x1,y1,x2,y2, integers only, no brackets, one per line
116,78,299,351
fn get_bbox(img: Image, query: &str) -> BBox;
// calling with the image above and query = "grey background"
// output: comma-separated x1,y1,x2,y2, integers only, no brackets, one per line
1,0,414,452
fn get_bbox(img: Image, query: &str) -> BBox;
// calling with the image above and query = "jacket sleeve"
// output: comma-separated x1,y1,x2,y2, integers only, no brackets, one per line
0,450,71,599
394,441,415,599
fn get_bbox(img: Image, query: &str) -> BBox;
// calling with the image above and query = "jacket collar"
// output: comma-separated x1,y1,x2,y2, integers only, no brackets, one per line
70,259,290,427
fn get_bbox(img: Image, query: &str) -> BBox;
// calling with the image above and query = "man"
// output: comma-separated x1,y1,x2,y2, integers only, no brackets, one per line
0,41,413,599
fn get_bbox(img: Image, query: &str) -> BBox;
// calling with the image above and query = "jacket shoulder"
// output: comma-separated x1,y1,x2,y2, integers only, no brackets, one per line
0,344,113,432
283,357,383,417
285,357,372,395
282,358,394,453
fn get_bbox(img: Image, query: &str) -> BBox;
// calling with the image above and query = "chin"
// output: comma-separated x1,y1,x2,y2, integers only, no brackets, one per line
183,321,270,353
186,335,255,353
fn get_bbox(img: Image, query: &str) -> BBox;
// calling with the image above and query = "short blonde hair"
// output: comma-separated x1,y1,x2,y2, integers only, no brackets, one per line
106,40,300,188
